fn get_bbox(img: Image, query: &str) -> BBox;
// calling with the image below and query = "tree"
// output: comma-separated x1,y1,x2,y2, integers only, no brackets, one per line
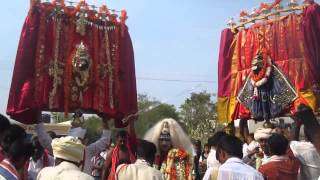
135,94,179,137
50,112,72,123
83,115,103,144
180,91,218,142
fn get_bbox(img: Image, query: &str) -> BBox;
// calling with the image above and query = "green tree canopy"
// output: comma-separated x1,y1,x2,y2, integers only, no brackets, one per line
179,91,218,142
135,94,179,137
50,112,71,123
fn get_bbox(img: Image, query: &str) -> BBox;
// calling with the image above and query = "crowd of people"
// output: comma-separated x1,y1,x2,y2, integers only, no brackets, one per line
0,105,319,180
193,105,320,180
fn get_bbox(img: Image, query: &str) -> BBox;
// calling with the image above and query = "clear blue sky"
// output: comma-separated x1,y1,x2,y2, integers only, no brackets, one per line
1,0,307,115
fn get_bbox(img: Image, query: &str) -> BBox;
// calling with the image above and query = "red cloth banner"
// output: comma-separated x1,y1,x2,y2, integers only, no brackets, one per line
6,4,137,127
217,3,320,123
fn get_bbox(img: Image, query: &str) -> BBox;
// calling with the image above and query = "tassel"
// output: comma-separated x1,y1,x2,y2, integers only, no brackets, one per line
120,9,128,24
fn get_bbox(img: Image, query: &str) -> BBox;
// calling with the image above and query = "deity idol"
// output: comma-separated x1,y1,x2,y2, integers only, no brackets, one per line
237,50,298,121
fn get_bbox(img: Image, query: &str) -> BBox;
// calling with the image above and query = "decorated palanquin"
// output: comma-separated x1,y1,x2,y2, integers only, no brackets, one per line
217,0,320,123
6,0,137,127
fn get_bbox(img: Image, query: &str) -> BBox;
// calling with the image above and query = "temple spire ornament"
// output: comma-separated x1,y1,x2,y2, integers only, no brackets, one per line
76,1,89,36
288,0,298,9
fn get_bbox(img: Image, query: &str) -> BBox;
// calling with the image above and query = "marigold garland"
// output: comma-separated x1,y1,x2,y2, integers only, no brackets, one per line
160,148,192,180
251,62,268,82
251,49,272,85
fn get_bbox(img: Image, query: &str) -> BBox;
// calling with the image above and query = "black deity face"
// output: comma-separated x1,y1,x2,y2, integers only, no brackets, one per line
74,56,90,71
159,137,172,153
251,53,263,74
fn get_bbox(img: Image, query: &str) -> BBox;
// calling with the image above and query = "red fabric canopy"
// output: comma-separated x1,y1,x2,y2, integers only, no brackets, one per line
6,4,137,127
217,3,320,123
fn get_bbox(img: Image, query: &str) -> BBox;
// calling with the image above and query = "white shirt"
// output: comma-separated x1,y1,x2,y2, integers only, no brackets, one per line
35,123,111,174
27,154,54,180
203,148,220,180
37,161,94,180
217,157,263,180
290,141,320,180
116,159,163,180
206,148,220,169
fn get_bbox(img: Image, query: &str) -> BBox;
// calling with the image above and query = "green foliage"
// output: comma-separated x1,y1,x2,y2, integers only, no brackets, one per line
179,91,218,142
50,112,71,123
135,94,179,137
82,116,103,144
48,92,220,144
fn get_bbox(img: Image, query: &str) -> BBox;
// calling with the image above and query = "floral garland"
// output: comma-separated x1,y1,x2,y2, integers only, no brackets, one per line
251,62,268,82
250,57,272,88
31,0,128,25
250,50,272,99
160,148,192,180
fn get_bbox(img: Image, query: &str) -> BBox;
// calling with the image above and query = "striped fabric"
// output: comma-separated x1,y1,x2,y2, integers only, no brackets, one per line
0,159,19,180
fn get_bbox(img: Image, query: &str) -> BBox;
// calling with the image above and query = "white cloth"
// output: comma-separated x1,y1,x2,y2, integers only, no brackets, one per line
290,141,320,180
52,136,85,163
202,166,220,180
217,157,263,180
116,159,163,180
243,143,249,157
247,141,259,152
242,141,260,165
37,161,94,180
203,148,220,180
254,128,274,141
206,148,220,168
100,150,108,160
35,123,111,174
27,155,54,180
69,127,87,139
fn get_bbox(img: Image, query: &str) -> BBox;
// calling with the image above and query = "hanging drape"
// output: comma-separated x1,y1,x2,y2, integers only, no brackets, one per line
217,3,320,123
6,3,137,127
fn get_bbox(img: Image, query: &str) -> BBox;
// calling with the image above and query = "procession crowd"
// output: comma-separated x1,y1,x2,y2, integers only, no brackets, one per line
0,105,319,180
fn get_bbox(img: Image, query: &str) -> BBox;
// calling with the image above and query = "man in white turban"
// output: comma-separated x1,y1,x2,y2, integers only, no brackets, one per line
37,136,93,180
35,112,111,174
254,127,274,169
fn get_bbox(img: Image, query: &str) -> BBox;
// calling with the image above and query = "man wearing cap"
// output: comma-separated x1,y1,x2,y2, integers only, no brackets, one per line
34,112,111,174
37,136,94,180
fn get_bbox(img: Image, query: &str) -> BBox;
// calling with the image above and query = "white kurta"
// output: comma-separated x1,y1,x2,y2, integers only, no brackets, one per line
35,123,111,174
206,148,220,169
203,148,220,180
27,154,54,180
290,141,320,180
116,159,163,180
242,143,249,157
217,157,263,180
37,161,94,180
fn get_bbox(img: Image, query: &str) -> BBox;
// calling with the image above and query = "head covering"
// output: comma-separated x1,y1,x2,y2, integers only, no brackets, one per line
68,127,87,139
144,118,193,156
52,136,85,163
159,121,171,140
254,128,274,141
